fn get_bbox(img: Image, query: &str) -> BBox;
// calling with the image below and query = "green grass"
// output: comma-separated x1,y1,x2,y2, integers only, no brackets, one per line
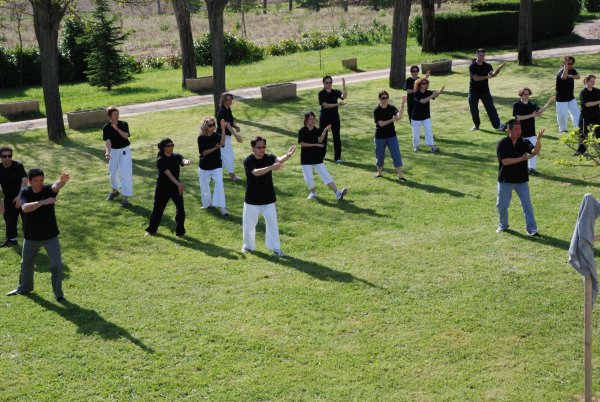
1,56,600,399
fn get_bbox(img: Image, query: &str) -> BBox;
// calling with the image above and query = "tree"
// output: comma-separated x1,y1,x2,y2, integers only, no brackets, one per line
517,0,532,65
205,0,228,113
85,0,132,91
420,0,435,53
389,0,410,89
172,0,197,88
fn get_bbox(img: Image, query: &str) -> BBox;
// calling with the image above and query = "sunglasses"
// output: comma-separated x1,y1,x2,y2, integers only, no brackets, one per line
324,81,332,84
207,123,215,128
165,143,174,147
255,146,266,149
0,154,12,158
380,96,389,100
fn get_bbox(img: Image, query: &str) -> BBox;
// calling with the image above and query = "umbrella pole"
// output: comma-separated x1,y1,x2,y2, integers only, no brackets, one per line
585,276,593,402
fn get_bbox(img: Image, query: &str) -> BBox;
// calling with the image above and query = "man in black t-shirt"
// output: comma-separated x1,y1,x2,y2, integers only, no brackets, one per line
468,48,506,131
555,56,580,133
319,75,347,162
6,168,70,302
103,106,133,207
242,136,296,257
0,146,28,247
496,120,545,236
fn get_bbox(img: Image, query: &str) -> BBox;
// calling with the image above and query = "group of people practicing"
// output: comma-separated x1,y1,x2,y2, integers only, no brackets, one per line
1,48,600,301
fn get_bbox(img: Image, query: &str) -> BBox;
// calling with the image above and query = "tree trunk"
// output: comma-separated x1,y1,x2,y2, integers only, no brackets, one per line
263,0,267,13
389,0,411,89
343,0,348,11
289,0,292,11
420,0,435,53
30,0,68,142
172,0,197,88
436,0,441,9
206,0,228,114
518,0,533,65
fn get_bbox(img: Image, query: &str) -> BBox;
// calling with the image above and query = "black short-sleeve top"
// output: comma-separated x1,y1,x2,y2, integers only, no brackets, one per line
19,184,60,241
102,121,130,149
512,101,540,138
244,154,277,205
157,153,184,188
373,104,399,139
555,68,578,102
198,133,223,171
298,126,324,165
469,62,493,93
496,136,535,183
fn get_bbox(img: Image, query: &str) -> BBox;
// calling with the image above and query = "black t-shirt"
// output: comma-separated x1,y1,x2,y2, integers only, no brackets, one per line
555,68,578,102
405,77,418,113
469,61,493,93
0,160,26,198
216,106,234,136
412,90,433,121
102,121,131,149
512,101,540,138
298,126,324,165
19,185,59,241
497,136,535,183
319,89,343,117
373,105,399,139
244,154,277,205
198,133,222,171
156,153,184,188
580,87,600,125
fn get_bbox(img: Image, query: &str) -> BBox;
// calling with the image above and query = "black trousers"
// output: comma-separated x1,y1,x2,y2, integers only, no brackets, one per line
319,115,342,161
577,117,600,152
146,185,186,236
3,197,23,239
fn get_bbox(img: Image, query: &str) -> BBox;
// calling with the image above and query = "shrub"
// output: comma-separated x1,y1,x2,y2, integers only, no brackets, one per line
194,32,264,66
60,15,91,82
0,47,18,89
367,0,394,10
470,0,520,11
122,54,143,74
586,0,600,11
265,39,301,56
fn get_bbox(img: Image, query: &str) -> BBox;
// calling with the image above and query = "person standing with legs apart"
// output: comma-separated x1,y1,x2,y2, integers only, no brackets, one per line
145,138,191,237
496,119,545,236
575,75,600,155
411,78,443,153
6,169,70,302
216,93,243,182
298,112,348,201
0,146,28,247
319,75,347,163
555,56,580,133
468,48,506,131
512,88,555,176
242,137,296,257
405,66,430,123
373,91,407,181
104,106,133,207
198,118,228,216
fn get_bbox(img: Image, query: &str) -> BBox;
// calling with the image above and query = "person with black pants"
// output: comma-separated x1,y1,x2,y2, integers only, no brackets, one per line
576,74,600,155
468,48,507,131
319,75,347,163
145,138,191,237
0,146,28,247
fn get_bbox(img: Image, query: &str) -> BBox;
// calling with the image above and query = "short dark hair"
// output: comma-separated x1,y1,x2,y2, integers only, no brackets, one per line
410,65,419,72
506,119,521,130
0,145,13,155
304,111,316,126
28,168,44,180
378,90,389,99
322,75,332,84
157,137,174,157
476,48,485,54
584,74,596,84
250,136,266,148
107,106,119,117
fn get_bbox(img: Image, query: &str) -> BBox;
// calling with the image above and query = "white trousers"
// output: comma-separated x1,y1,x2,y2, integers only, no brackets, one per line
411,118,435,148
242,202,280,251
556,99,580,132
301,163,333,190
108,146,133,196
220,135,235,174
525,136,537,170
198,167,226,208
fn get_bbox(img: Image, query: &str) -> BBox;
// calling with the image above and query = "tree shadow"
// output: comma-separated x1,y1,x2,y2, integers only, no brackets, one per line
436,150,490,164
236,119,297,139
540,172,600,188
435,137,481,148
26,293,154,353
0,111,45,123
503,229,590,254
251,250,380,288
382,176,470,198
152,232,240,260
315,197,386,217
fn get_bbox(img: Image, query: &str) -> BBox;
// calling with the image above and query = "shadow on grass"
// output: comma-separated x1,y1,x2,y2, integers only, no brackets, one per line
0,111,45,123
251,250,380,288
503,229,591,254
237,119,297,139
26,293,154,353
381,176,470,198
153,232,241,260
540,172,600,188
315,197,386,217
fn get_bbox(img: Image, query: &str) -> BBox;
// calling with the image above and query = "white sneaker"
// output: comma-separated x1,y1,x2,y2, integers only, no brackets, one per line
335,187,348,200
241,246,253,254
307,192,317,200
272,250,285,257
413,146,419,152
219,207,228,216
335,159,344,163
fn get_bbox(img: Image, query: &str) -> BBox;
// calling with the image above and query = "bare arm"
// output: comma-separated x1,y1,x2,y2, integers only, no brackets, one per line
51,172,70,193
276,144,297,163
105,139,112,159
529,129,545,156
341,78,347,100
584,100,600,107
22,197,56,214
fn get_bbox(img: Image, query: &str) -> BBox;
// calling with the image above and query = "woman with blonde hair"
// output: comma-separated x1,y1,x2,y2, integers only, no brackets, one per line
198,117,228,216
411,78,443,153
216,93,243,182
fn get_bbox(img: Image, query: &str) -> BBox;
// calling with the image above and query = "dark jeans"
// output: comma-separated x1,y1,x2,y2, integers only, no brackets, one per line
3,197,23,239
146,186,186,236
320,115,342,160
468,91,500,129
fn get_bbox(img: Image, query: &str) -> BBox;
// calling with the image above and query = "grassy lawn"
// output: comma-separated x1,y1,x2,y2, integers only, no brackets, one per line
1,57,600,399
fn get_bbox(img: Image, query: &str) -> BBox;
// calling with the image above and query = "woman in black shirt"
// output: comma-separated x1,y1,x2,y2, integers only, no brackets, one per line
198,117,228,216
216,93,243,182
576,75,600,155
373,91,406,181
145,138,191,237
411,78,443,153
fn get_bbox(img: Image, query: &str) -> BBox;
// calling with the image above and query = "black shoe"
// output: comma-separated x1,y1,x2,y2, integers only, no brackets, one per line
528,169,541,176
573,145,587,156
56,296,66,303
0,238,17,247
107,191,120,201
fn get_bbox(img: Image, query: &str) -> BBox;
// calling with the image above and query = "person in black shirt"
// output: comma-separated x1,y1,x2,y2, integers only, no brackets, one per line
468,48,506,131
512,88,555,175
0,146,28,247
242,136,296,257
405,65,430,123
216,93,243,182
555,56,581,133
373,91,406,181
298,111,348,200
319,75,347,162
145,138,191,237
576,75,600,155
6,168,70,302
198,117,228,216
496,119,545,235
411,78,443,153
103,106,133,207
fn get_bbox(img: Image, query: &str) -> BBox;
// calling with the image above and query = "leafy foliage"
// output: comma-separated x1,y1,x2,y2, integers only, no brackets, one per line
193,31,264,66
60,15,91,82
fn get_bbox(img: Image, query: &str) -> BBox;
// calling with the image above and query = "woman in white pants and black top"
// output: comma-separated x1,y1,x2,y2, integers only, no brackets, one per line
411,78,443,153
197,117,228,216
298,112,348,201
242,136,296,257
103,106,133,207
216,93,243,182
555,56,580,133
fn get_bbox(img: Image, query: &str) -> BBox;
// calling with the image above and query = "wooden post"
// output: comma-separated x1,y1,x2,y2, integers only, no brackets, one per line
585,277,593,402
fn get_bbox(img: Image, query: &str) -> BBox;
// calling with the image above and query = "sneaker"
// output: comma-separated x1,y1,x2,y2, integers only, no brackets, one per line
107,191,119,201
573,144,587,156
307,192,317,200
528,231,540,237
374,174,382,178
201,204,212,210
496,227,506,233
0,238,18,247
413,146,420,152
497,123,506,132
335,159,344,163
120,199,129,208
272,250,285,257
528,168,541,176
430,145,440,153
398,176,407,182
241,247,253,254
335,188,348,200
56,296,66,303
470,125,480,131
219,207,228,216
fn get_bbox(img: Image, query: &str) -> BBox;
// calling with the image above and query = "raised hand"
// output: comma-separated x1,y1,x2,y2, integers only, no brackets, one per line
59,172,71,183
287,144,297,157
537,128,546,138
272,161,284,171
324,124,332,132
342,78,346,86
402,95,407,103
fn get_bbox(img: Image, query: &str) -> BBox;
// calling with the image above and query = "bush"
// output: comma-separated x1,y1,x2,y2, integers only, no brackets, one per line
60,16,91,82
0,47,18,89
470,0,519,11
586,0,600,11
367,0,394,10
122,54,143,74
194,32,264,66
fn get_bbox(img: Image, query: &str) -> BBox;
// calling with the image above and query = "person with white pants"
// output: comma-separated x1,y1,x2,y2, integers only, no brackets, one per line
242,136,296,257
298,112,348,200
216,93,243,182
103,106,133,207
197,117,228,216
555,56,581,133
411,78,443,153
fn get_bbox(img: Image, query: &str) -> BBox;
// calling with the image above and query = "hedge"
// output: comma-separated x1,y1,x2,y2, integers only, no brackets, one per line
470,0,520,12
0,46,76,89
